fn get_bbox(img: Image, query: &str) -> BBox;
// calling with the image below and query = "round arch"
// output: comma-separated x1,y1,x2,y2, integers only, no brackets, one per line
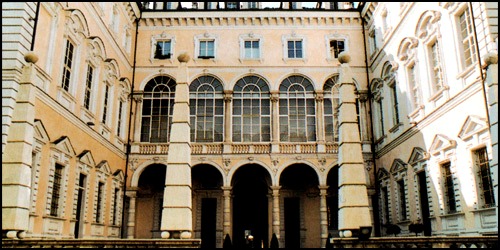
276,160,323,186
189,73,226,89
139,73,176,90
130,159,167,187
276,73,317,92
226,160,274,186
191,162,227,187
229,73,271,91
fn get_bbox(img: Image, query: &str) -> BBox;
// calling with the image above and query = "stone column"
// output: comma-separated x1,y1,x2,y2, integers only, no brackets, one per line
315,91,325,143
223,91,232,153
2,53,38,239
336,52,372,238
126,189,137,239
319,185,329,247
132,96,143,142
270,92,280,153
484,53,498,223
161,53,193,239
270,185,281,238
222,186,232,237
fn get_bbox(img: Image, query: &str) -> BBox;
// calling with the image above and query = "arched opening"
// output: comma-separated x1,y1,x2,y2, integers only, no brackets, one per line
232,164,271,248
279,164,320,248
192,164,223,248
326,166,339,237
136,164,166,238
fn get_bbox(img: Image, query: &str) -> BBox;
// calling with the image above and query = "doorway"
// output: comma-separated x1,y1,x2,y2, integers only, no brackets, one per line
284,197,300,248
232,165,270,249
201,198,217,248
417,171,432,236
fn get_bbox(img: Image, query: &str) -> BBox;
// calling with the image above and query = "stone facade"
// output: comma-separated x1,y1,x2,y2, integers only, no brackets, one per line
2,2,498,248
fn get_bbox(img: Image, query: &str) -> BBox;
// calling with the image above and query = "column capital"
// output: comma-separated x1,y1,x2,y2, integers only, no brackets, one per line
133,94,143,103
270,185,282,191
223,90,233,103
270,91,279,103
222,186,232,192
315,91,324,102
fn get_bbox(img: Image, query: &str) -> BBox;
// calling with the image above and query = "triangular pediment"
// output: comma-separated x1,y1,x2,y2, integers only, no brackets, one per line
408,147,428,164
390,159,407,174
52,136,75,156
429,134,456,155
96,160,112,175
34,119,50,142
113,169,125,182
458,115,487,140
77,150,95,167
377,168,390,180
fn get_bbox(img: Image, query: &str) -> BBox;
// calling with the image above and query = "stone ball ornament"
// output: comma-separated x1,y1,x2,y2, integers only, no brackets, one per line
24,51,39,63
177,52,190,63
338,51,351,64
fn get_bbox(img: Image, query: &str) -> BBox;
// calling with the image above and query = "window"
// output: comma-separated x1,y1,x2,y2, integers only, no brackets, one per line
279,75,316,142
248,2,258,9
330,40,345,58
189,75,224,142
50,164,64,216
227,2,238,9
244,40,260,59
95,182,104,223
397,179,407,220
199,40,215,58
116,100,123,137
382,186,390,224
442,162,457,213
112,188,119,225
61,40,75,92
407,63,421,111
233,75,271,142
155,41,171,59
287,40,303,58
474,147,495,208
458,6,477,67
371,80,385,139
141,76,176,142
84,65,94,110
429,40,444,93
323,75,340,142
383,63,400,127
102,84,110,124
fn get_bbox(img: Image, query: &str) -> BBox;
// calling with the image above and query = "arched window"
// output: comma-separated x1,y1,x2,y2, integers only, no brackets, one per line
371,79,385,139
279,75,316,142
141,76,176,142
382,62,400,127
189,75,224,142
233,75,270,142
323,75,340,143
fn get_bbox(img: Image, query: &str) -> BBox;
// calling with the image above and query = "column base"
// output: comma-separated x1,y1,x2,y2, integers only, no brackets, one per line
3,230,26,239
161,230,192,239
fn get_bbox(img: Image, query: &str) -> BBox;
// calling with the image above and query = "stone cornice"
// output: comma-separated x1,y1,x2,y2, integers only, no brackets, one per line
140,11,362,28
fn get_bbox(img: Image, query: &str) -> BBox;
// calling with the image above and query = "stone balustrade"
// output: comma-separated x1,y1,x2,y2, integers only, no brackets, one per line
2,239,201,248
328,236,498,248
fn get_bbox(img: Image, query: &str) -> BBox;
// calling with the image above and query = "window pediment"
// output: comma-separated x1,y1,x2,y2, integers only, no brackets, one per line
429,134,456,155
415,10,441,39
390,159,407,174
51,136,75,156
77,150,95,167
458,115,488,140
96,160,112,175
377,168,390,180
34,119,50,143
408,147,429,165
397,37,418,62
113,169,125,182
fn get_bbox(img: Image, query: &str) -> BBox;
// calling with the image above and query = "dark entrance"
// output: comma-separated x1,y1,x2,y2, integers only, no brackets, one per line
284,197,300,248
74,173,86,238
201,198,217,248
326,166,339,236
137,164,166,238
232,165,270,249
417,171,432,236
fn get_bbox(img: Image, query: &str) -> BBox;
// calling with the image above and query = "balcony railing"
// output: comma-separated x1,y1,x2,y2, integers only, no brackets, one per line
131,142,339,155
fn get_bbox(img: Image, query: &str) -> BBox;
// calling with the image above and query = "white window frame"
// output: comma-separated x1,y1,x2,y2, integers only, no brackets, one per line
194,33,219,61
239,33,263,62
151,33,176,63
282,33,307,62
325,34,349,61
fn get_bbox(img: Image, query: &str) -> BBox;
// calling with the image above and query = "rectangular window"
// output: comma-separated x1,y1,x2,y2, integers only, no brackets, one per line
117,101,123,137
227,2,238,9
378,100,385,137
50,164,64,216
112,188,119,225
382,186,390,224
84,65,94,110
248,2,258,9
96,182,104,223
244,40,260,59
397,179,407,220
459,7,477,67
391,84,400,125
442,162,457,213
330,40,345,58
287,40,303,58
61,40,75,92
155,41,171,59
429,41,443,92
408,64,420,109
199,40,215,58
102,85,109,124
474,147,495,208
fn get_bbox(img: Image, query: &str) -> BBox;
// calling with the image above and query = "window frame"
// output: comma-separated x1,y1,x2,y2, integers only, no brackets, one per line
195,33,218,60
282,33,307,62
151,33,176,62
325,34,349,61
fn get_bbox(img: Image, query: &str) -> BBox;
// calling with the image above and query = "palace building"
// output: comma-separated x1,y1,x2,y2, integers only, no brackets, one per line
2,2,498,248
